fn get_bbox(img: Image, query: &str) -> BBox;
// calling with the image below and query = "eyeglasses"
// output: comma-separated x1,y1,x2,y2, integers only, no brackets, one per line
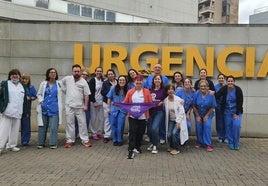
82,74,89,76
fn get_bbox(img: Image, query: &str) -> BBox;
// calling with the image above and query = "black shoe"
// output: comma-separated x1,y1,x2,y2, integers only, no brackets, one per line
113,142,118,146
127,150,134,159
117,142,123,146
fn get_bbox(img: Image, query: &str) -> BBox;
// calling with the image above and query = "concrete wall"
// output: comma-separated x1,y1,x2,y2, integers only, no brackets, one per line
0,21,267,137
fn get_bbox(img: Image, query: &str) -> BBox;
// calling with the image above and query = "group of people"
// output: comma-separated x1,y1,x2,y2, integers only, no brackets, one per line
0,64,244,158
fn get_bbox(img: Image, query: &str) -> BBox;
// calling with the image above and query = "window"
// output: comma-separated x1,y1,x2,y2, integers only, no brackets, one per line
36,0,49,9
94,9,105,20
68,3,80,16
222,0,230,16
82,6,92,18
106,11,115,22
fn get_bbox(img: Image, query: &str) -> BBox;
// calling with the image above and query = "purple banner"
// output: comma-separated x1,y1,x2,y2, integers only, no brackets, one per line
113,102,159,118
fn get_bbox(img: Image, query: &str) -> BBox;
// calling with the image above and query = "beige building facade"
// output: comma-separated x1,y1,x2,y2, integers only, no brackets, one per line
198,0,238,24
0,0,198,23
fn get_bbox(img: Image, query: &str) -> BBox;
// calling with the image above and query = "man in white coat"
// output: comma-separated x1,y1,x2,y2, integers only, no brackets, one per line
61,64,92,148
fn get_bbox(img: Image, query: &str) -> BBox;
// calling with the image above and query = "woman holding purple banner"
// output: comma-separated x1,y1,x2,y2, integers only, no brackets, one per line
123,75,152,159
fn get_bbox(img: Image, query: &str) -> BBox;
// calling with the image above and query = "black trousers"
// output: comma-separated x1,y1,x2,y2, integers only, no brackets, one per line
128,117,146,151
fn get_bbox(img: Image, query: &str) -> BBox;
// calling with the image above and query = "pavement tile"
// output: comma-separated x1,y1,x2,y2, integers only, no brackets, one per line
0,134,267,185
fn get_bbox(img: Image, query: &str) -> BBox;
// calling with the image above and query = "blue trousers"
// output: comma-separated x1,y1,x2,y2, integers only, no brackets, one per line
186,118,192,135
167,121,180,150
148,110,164,146
110,112,126,143
159,111,166,141
38,115,59,146
215,107,226,140
195,117,213,146
224,113,242,148
21,115,31,145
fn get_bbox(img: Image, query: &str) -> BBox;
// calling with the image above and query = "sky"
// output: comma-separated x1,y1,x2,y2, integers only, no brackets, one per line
239,0,268,23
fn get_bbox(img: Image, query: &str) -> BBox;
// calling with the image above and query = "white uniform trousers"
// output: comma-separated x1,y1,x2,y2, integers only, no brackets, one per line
103,102,111,138
65,106,89,143
0,115,20,150
89,102,104,136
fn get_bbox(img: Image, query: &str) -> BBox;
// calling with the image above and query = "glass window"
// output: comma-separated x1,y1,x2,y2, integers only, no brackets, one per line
94,9,105,20
36,0,49,9
82,6,92,18
68,3,80,16
106,11,115,22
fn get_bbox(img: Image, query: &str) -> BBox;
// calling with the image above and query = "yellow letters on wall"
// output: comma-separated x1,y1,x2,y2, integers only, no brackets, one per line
74,43,267,78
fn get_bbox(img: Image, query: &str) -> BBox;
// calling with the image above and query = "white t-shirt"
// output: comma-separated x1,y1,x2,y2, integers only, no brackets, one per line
131,89,146,120
94,77,103,105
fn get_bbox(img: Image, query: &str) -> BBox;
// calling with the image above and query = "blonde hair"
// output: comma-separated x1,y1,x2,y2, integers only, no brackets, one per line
198,79,209,89
81,67,90,75
21,73,31,86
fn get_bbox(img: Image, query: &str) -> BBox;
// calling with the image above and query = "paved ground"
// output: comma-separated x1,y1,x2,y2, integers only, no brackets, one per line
0,133,267,186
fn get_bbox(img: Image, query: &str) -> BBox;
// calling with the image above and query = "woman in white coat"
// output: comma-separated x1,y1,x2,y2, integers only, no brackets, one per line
36,68,63,149
164,84,188,155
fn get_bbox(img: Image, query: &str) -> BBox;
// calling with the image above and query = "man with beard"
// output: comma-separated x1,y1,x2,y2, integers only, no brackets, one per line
61,64,92,148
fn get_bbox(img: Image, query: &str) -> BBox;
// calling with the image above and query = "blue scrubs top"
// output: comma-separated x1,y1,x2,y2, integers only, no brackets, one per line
42,82,59,116
194,90,217,118
106,86,127,116
175,89,195,113
225,88,237,115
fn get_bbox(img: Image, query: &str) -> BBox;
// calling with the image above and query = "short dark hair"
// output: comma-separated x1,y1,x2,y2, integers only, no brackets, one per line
8,69,21,80
226,75,235,82
106,69,116,77
45,68,58,81
199,68,207,74
72,64,81,70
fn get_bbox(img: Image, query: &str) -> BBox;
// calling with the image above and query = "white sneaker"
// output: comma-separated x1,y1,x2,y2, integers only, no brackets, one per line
152,146,158,154
160,139,165,144
133,148,139,154
37,145,44,149
10,147,20,152
127,150,135,159
144,136,150,142
147,144,153,151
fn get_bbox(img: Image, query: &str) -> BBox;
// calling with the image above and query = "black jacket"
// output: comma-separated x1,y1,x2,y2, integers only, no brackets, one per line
215,85,243,115
101,80,113,103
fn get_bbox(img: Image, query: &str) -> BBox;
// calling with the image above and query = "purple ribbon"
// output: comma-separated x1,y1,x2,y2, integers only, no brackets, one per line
113,102,159,118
